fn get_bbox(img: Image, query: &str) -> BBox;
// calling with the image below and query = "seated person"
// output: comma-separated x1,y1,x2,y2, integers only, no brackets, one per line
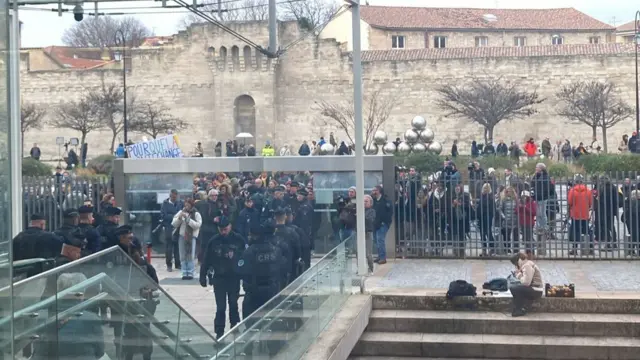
509,252,543,317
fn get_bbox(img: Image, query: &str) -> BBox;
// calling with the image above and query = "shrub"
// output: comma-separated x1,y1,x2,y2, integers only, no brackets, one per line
397,153,443,174
87,154,115,175
576,154,640,178
22,157,52,176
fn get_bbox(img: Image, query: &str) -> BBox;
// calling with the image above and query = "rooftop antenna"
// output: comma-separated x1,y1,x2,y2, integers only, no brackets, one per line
610,16,617,26
495,0,499,8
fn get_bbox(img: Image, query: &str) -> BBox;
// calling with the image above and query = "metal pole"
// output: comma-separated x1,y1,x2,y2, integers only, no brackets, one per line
268,0,277,56
217,0,222,19
8,3,21,358
9,2,21,238
351,0,366,276
635,11,639,134
115,30,128,145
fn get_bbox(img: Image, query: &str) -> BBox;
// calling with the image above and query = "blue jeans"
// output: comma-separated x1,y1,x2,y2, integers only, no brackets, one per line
375,224,388,261
178,235,197,277
340,228,354,251
536,200,548,230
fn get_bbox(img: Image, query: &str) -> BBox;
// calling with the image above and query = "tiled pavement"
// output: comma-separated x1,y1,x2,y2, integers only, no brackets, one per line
151,257,640,337
365,259,640,296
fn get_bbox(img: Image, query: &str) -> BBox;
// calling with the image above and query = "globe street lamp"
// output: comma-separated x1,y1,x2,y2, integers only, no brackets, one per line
114,29,128,145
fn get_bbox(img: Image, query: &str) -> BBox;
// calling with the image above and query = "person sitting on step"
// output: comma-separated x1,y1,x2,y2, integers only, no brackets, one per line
509,252,543,317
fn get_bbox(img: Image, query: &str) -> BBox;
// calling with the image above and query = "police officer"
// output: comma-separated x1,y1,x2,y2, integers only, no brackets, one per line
269,209,292,289
294,188,313,242
78,205,101,254
263,185,286,221
199,216,245,339
55,231,88,266
97,206,122,249
237,194,262,241
54,208,81,244
274,207,301,285
286,208,311,274
237,223,282,319
110,225,158,360
12,213,62,261
286,182,301,213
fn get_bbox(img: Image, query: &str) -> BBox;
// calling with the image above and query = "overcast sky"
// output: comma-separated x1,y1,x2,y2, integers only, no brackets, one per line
18,0,639,48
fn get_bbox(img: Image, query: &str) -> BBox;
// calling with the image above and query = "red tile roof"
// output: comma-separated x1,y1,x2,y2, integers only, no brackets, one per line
43,46,112,69
359,6,614,31
617,20,637,33
139,36,173,47
359,43,636,62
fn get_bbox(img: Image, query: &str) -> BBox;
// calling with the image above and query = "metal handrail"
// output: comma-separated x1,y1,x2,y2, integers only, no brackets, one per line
212,241,350,359
0,245,218,346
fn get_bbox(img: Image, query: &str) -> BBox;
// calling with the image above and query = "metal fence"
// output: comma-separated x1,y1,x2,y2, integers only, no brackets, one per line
19,176,112,232
394,169,640,259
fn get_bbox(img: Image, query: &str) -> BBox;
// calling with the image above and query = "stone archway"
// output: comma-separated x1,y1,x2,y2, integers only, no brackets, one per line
234,95,256,144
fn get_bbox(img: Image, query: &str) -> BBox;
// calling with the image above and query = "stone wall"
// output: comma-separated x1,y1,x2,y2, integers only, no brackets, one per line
19,21,637,158
367,28,614,50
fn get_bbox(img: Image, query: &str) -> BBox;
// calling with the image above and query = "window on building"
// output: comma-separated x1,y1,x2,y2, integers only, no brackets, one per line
434,36,447,49
514,37,526,47
392,35,405,49
589,36,600,44
475,36,489,47
552,35,564,45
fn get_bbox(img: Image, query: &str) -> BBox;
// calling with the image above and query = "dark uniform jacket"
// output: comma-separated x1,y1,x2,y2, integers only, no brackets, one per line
200,231,246,282
12,227,62,261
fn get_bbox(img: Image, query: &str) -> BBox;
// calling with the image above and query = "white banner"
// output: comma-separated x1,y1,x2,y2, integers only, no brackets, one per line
126,135,184,159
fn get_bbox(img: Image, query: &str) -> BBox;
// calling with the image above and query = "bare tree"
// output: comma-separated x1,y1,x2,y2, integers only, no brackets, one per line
280,0,339,31
314,90,399,148
556,80,633,152
21,103,47,152
51,99,104,147
129,102,188,139
179,0,336,30
435,77,544,144
62,16,151,48
87,83,130,153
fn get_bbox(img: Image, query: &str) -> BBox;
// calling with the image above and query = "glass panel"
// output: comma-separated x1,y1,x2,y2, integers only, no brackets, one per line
0,246,217,359
126,173,193,255
0,0,11,354
312,171,383,254
216,240,352,360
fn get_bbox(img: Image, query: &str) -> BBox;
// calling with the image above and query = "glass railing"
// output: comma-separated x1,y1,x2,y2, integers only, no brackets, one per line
0,246,218,360
0,239,353,360
213,239,352,359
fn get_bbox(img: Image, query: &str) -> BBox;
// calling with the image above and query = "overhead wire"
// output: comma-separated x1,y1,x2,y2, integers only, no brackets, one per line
277,3,351,56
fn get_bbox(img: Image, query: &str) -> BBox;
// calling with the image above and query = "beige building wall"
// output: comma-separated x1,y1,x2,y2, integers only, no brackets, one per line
368,28,614,50
18,22,638,158
318,10,370,51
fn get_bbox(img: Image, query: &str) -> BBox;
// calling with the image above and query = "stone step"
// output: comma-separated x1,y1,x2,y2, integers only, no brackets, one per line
372,294,640,314
350,358,518,360
368,310,640,337
351,332,640,359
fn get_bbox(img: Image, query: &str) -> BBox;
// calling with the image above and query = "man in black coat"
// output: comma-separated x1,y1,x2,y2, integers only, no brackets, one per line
12,213,62,261
200,217,246,339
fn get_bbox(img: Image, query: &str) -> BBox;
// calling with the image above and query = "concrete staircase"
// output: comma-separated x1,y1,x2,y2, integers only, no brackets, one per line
349,294,640,360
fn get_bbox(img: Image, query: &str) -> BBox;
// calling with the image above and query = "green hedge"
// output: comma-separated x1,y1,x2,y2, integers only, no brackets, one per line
576,154,640,176
396,153,640,179
22,157,52,176
87,154,116,175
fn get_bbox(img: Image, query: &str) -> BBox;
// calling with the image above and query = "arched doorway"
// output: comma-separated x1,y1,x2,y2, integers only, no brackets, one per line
234,95,256,144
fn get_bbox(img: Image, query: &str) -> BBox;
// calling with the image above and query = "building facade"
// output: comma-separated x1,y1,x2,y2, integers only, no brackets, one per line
18,8,640,158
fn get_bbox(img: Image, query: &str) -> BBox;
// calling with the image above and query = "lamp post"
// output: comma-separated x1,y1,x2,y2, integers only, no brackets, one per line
635,11,640,134
114,30,128,145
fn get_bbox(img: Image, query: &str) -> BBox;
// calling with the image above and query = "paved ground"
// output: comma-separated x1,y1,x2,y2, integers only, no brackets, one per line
149,256,640,340
365,258,640,296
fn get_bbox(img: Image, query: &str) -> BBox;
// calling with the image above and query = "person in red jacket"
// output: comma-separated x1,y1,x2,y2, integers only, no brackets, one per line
517,190,537,253
523,138,538,158
567,174,593,255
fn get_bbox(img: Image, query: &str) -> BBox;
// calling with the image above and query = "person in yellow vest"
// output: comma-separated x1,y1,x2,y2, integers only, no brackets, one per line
261,141,275,156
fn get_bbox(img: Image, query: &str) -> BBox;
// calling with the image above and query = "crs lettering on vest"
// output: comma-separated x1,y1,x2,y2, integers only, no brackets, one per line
257,252,277,263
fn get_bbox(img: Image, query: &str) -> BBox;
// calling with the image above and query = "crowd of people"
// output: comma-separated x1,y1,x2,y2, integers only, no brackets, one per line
393,160,640,257
451,133,640,163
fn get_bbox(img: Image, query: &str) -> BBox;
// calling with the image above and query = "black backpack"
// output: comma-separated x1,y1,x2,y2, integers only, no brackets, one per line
446,280,477,299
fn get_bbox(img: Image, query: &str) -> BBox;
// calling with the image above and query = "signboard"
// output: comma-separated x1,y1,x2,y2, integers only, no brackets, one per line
126,135,184,159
